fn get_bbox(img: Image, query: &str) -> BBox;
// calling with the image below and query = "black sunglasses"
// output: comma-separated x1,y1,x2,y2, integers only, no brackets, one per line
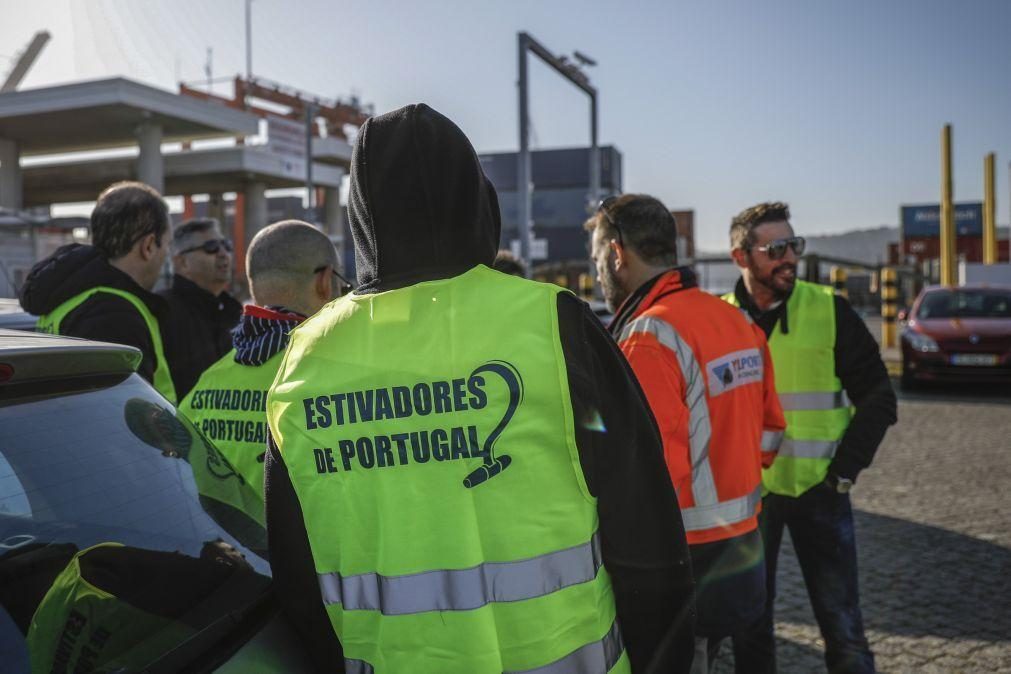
752,236,806,260
596,196,624,247
179,238,233,255
314,265,354,296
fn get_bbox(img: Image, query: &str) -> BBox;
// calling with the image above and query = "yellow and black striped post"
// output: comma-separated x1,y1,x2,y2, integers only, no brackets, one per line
578,273,594,300
830,266,848,299
881,267,898,348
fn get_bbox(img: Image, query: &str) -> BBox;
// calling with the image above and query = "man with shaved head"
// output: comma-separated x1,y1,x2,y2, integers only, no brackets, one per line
179,220,342,512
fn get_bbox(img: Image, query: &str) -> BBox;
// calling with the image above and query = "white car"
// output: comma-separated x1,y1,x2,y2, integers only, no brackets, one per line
0,329,312,672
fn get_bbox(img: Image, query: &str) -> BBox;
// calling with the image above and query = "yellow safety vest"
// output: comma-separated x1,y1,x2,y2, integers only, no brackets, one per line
268,265,628,674
723,281,853,496
179,349,281,504
38,286,177,404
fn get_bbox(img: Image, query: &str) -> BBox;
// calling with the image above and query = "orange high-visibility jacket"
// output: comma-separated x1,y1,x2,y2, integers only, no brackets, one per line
615,270,786,545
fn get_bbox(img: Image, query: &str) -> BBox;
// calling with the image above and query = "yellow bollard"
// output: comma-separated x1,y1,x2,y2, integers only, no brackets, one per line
881,267,898,348
554,274,569,289
830,266,848,299
984,153,997,265
940,125,956,286
578,273,594,300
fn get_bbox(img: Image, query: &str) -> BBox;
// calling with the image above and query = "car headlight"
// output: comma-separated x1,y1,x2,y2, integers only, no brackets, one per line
903,329,940,353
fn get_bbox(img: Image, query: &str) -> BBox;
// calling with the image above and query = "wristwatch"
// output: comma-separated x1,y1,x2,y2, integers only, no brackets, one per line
825,474,854,494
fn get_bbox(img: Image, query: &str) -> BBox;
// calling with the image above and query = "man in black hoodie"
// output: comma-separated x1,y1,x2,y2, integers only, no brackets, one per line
19,181,177,403
264,104,695,673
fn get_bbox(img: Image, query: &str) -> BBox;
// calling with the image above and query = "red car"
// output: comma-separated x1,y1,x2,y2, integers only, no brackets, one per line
900,284,1011,388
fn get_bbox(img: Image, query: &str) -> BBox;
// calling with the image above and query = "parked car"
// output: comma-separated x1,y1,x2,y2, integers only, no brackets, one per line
0,329,312,672
0,299,36,331
900,284,1011,389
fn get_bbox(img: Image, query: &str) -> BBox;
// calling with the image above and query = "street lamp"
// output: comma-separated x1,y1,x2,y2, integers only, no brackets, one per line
517,32,599,274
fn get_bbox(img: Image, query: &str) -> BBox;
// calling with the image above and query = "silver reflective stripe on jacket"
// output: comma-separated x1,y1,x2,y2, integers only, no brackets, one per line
319,532,603,615
778,438,840,459
680,486,761,532
778,390,850,412
508,617,624,674
619,316,719,509
761,429,785,452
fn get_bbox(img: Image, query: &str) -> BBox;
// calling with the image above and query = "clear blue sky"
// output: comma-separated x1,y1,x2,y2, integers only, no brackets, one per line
2,0,1009,250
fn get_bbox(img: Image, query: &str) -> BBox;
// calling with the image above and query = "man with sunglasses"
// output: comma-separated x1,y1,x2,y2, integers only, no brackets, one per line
21,181,178,402
179,219,339,511
723,202,896,674
587,194,786,673
159,218,243,399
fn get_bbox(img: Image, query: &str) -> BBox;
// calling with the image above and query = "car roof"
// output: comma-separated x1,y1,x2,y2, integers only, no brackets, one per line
0,328,141,384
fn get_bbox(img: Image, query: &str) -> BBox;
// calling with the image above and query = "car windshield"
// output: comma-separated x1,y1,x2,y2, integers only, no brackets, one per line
917,289,1011,319
0,374,270,672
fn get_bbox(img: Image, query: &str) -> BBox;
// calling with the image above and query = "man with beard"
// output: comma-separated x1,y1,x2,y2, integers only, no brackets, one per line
587,194,786,673
722,202,896,674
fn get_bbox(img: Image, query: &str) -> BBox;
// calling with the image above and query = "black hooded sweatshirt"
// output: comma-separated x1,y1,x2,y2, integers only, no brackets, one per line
264,104,695,673
19,243,169,385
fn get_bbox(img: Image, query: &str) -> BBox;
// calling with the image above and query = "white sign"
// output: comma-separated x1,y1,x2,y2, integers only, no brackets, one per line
510,237,548,261
266,115,308,178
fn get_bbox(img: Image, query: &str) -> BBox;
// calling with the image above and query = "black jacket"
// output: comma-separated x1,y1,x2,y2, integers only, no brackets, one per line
19,244,170,385
265,104,695,673
732,278,897,481
159,274,242,400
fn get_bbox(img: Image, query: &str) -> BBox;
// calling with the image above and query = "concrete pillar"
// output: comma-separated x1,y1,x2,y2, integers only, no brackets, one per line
136,121,164,194
206,193,228,238
0,139,23,210
244,181,268,249
323,184,345,270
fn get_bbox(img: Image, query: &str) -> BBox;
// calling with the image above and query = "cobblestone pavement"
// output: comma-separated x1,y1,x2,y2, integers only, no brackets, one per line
714,381,1011,673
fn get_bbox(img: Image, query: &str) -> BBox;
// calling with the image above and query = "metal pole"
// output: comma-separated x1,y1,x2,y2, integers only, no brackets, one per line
940,124,956,286
517,33,532,273
306,103,315,223
983,152,997,265
245,0,253,80
589,91,600,208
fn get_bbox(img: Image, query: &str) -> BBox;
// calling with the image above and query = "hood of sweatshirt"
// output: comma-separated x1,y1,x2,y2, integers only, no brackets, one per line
231,305,305,366
348,103,501,293
18,243,163,316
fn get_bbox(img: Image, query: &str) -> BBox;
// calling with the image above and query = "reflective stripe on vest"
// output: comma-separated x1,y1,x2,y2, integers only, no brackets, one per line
38,286,177,404
507,618,623,674
347,618,625,674
320,531,602,614
778,438,840,459
619,315,760,533
778,390,850,411
679,486,761,532
761,429,785,452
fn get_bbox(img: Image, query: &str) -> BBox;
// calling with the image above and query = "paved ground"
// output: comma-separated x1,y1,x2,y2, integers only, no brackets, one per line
714,379,1011,673
686,288,1009,669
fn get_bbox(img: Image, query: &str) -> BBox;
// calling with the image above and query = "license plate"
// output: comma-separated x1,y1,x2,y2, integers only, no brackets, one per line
950,354,999,366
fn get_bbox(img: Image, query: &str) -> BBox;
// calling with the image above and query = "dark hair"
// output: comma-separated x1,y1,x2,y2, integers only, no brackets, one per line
172,218,220,253
91,181,170,259
492,250,526,277
730,202,790,251
584,194,678,267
